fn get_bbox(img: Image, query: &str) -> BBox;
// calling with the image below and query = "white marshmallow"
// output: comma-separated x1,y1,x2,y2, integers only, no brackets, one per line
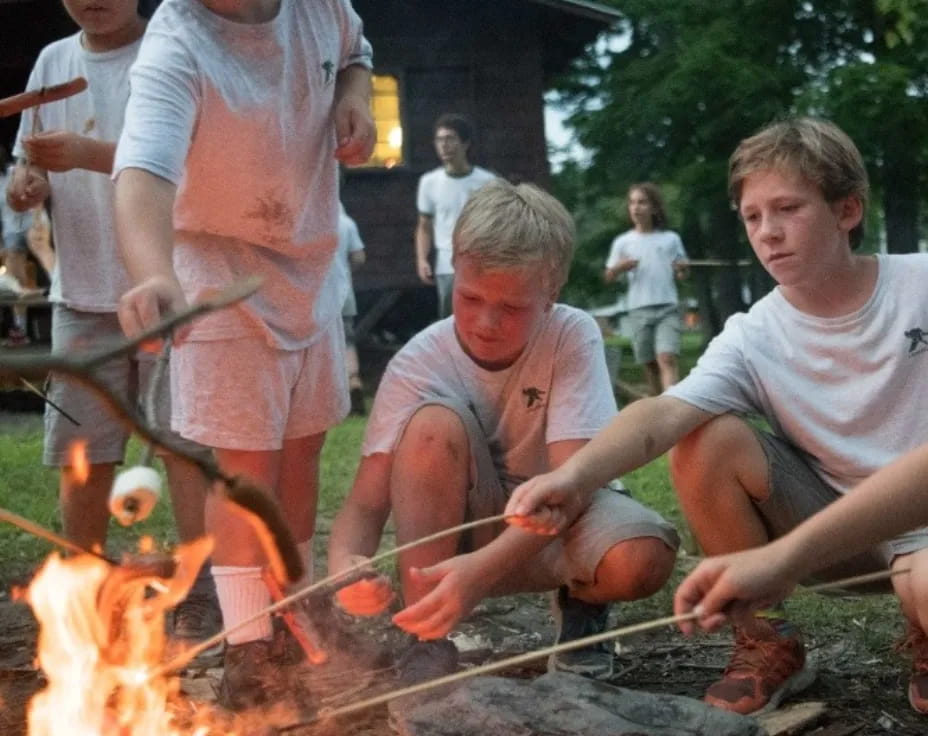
109,465,162,526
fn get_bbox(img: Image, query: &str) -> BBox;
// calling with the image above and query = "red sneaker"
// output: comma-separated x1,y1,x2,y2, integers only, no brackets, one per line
895,623,928,714
705,620,815,715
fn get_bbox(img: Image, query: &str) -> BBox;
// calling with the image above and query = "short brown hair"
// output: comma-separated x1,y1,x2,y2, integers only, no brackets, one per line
452,180,575,293
729,117,869,247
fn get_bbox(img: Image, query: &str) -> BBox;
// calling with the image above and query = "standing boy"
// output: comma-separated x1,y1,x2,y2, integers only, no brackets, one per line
336,201,367,415
507,118,928,716
604,182,688,394
6,0,218,646
112,0,375,710
415,113,495,318
330,181,678,700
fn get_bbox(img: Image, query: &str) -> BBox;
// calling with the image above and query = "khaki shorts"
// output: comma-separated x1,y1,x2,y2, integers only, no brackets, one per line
171,318,348,451
625,304,681,364
399,397,680,592
753,428,928,592
44,306,201,466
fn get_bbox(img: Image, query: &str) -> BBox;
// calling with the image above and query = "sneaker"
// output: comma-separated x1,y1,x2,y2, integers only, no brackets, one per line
547,585,613,680
218,638,285,711
172,574,224,666
705,619,815,715
895,622,928,713
387,639,460,731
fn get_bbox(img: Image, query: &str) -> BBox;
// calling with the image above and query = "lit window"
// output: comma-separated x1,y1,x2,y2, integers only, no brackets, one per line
365,74,403,168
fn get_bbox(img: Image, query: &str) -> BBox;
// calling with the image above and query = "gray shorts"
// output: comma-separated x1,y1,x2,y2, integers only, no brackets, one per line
402,397,680,592
3,232,29,254
625,304,681,364
43,305,202,466
435,274,454,319
754,429,928,592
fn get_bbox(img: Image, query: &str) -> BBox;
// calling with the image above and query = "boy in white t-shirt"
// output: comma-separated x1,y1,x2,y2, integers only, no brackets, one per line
5,0,219,649
336,201,367,415
111,0,375,711
415,113,495,319
329,180,679,718
604,182,688,394
507,118,928,717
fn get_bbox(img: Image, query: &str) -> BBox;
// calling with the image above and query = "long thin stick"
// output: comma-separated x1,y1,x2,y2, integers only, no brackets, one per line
19,377,81,426
156,513,511,676
279,564,913,731
0,508,107,561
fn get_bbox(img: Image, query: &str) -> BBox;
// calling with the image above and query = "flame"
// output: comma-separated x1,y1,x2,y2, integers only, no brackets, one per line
26,538,221,736
67,439,90,485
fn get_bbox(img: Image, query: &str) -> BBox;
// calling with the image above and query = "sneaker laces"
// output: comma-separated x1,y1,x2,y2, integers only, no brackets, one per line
724,628,800,682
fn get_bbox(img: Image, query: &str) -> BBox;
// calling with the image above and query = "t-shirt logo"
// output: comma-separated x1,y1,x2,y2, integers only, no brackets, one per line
905,327,928,355
321,61,335,85
522,387,545,408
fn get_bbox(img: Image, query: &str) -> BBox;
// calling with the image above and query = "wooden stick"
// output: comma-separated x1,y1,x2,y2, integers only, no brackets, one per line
278,565,913,731
19,377,81,426
0,77,88,118
0,507,109,562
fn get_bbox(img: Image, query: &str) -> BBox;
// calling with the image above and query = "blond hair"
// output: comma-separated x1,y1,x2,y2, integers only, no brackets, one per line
729,117,869,247
452,179,575,292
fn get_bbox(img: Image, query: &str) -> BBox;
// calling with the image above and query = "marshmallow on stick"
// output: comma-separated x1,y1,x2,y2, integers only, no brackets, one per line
109,465,162,526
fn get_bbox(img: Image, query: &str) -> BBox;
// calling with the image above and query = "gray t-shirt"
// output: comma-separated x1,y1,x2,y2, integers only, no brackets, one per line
666,253,928,493
605,229,688,309
114,0,372,348
363,304,616,490
14,33,140,310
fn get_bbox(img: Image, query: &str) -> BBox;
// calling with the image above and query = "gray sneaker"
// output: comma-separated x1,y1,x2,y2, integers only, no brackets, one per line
172,572,224,666
387,639,460,732
547,585,614,680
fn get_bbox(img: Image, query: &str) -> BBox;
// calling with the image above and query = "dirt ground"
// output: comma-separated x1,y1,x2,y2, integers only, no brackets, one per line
0,407,925,735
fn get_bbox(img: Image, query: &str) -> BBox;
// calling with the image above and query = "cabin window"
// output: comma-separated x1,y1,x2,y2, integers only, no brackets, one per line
365,74,404,168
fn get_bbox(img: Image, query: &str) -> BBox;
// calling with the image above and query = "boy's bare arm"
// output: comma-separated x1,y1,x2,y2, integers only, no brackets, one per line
506,396,711,529
327,452,393,575
415,214,434,283
114,168,186,337
333,64,374,166
23,131,116,174
6,161,49,212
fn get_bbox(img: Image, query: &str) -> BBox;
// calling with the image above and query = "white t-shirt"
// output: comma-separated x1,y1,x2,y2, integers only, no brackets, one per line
363,304,616,491
605,229,688,309
665,253,928,494
113,0,372,349
14,33,140,311
416,166,496,275
335,203,364,317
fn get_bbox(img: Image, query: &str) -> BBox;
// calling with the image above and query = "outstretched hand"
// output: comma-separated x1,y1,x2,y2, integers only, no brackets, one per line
335,556,394,617
23,130,87,172
673,546,799,635
392,556,486,640
503,466,577,536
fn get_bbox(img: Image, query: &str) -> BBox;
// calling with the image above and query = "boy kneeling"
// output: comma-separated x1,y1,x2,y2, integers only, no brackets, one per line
328,180,678,687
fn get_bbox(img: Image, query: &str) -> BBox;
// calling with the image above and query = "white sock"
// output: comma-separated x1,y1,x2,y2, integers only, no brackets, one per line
296,539,314,587
211,565,273,646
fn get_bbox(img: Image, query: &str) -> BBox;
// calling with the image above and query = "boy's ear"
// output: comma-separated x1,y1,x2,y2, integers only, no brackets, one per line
835,194,863,233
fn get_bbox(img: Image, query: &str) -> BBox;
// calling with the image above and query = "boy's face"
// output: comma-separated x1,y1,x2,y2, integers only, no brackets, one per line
628,188,654,229
434,127,470,169
738,167,862,287
452,257,552,371
63,0,138,40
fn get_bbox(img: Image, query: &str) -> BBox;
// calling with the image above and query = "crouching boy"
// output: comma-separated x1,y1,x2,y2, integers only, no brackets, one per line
328,180,679,688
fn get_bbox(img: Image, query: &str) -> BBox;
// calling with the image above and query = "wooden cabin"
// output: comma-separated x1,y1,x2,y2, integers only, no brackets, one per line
0,0,621,344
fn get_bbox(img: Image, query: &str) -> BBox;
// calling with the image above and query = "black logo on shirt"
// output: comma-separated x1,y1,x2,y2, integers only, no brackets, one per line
522,387,545,408
905,327,928,355
322,61,335,85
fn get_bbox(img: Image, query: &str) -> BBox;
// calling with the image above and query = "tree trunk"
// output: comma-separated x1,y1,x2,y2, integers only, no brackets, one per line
882,150,920,253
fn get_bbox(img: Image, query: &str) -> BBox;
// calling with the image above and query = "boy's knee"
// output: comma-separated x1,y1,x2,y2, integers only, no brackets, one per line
592,537,676,602
396,404,469,465
669,413,752,482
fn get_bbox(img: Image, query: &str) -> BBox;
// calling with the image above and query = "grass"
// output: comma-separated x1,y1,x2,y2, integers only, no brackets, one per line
0,334,902,658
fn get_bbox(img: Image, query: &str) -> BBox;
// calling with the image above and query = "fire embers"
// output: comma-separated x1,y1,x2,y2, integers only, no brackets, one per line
25,538,214,736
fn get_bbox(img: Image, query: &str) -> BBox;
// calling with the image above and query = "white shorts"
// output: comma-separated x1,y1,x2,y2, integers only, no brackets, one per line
171,319,349,450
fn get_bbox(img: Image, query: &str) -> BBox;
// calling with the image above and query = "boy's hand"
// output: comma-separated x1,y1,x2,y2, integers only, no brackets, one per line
334,556,394,617
416,258,434,285
504,466,578,536
23,130,88,172
673,547,797,636
334,93,375,166
6,164,49,211
117,275,188,340
392,556,485,640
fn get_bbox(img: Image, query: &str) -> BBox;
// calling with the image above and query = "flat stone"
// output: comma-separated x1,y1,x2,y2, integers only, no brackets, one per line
394,672,765,736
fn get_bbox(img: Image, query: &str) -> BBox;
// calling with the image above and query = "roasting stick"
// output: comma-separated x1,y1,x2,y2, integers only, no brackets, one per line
156,512,512,676
0,507,107,561
277,564,914,731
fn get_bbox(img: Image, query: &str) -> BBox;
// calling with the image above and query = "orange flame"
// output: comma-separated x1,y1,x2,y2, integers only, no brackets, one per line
26,538,221,735
67,439,90,485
